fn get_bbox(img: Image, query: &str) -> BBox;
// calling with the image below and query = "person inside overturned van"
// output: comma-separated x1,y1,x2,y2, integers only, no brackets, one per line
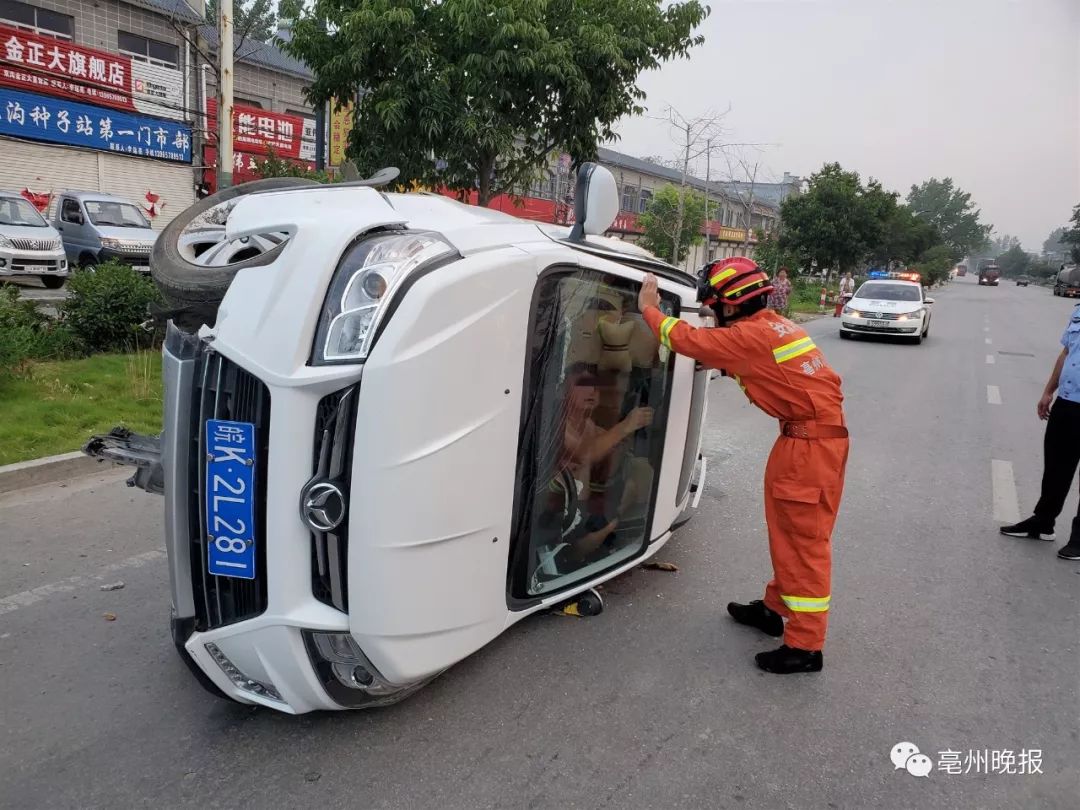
521,274,672,596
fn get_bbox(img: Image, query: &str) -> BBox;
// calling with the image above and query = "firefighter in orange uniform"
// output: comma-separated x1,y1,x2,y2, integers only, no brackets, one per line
637,257,849,673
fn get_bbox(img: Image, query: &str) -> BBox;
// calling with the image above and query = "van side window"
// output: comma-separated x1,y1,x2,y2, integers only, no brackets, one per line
509,269,678,600
61,199,81,223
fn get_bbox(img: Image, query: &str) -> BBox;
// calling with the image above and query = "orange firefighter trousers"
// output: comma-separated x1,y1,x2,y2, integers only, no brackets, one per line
761,433,849,651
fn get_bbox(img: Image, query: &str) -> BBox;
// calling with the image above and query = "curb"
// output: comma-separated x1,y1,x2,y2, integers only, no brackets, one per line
0,452,119,495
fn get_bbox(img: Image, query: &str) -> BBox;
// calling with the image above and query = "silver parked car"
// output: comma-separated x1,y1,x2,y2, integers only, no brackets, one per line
0,191,68,288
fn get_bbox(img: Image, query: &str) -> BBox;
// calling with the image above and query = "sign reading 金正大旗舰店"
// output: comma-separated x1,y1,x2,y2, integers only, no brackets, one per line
0,87,191,162
0,23,186,122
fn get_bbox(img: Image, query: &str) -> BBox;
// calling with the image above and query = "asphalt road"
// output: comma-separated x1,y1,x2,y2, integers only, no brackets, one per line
1,275,1077,809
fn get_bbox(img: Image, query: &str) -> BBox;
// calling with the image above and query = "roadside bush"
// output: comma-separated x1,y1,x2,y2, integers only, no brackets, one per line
61,261,162,353
0,285,81,375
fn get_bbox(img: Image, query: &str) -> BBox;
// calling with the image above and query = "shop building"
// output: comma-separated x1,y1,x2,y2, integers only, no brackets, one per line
0,0,201,227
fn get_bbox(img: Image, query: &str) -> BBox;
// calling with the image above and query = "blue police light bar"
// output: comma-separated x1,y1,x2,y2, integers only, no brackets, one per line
868,269,888,278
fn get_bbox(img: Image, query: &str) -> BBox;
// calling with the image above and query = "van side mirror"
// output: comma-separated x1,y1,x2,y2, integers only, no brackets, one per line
568,162,618,242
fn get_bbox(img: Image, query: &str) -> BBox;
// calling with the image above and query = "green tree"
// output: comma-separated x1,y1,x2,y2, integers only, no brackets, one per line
1061,203,1080,262
282,0,708,206
207,0,277,44
253,148,332,183
873,204,941,265
906,177,992,259
778,163,882,274
992,233,1020,254
753,227,803,275
996,244,1031,278
639,185,706,264
1044,226,1068,257
913,244,955,287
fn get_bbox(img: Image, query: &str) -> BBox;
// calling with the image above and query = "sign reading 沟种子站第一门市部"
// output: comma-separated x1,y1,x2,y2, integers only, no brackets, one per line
0,87,191,163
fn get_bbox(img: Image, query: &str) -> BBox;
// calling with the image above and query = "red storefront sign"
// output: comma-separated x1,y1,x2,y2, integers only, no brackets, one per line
206,99,303,159
202,145,316,193
0,24,134,110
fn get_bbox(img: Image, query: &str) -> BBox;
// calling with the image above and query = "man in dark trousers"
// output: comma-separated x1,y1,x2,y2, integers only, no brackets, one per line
1000,304,1080,560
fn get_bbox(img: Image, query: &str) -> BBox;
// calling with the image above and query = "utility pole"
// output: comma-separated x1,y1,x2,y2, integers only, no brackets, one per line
315,100,326,171
217,0,235,189
703,138,712,262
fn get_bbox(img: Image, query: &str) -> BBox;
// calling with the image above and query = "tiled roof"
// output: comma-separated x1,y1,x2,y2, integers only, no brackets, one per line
199,25,313,80
598,146,785,212
125,0,203,25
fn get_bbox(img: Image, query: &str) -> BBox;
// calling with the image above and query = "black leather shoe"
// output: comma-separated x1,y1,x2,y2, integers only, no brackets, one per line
727,600,784,637
755,644,823,674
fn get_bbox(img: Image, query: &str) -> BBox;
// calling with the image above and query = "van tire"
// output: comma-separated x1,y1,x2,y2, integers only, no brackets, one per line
40,276,65,289
150,177,319,313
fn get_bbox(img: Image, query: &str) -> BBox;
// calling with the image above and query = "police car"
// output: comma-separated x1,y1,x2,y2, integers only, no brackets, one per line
839,271,934,344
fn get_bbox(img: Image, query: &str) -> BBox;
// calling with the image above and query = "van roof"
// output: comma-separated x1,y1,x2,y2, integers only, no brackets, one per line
59,191,138,204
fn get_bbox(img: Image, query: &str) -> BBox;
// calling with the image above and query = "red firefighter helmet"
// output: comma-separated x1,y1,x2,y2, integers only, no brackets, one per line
698,257,774,306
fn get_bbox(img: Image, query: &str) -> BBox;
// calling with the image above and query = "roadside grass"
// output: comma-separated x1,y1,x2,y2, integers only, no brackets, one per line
0,351,162,465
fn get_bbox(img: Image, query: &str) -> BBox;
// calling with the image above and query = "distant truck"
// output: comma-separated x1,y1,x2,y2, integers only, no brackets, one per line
956,264,967,277
1053,264,1080,298
977,262,1000,286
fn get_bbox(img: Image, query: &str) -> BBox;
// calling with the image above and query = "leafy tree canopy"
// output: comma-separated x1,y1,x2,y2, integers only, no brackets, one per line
639,184,706,263
906,177,992,260
1061,203,1080,263
778,163,886,273
207,0,278,44
282,0,708,205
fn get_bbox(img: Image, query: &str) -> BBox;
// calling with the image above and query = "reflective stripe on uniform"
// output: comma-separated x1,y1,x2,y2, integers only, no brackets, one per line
659,316,679,349
709,266,739,286
773,336,816,364
781,594,830,612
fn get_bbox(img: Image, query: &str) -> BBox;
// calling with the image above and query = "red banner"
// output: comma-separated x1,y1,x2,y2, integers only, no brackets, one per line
0,24,134,110
206,99,303,159
202,145,316,194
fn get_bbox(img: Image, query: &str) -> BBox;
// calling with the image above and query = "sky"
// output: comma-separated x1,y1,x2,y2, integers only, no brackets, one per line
612,0,1080,250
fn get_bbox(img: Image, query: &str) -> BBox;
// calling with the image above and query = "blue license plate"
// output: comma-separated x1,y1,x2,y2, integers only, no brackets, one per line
205,419,257,580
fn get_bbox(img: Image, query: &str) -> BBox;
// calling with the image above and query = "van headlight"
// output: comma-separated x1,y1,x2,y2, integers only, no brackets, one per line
312,231,457,365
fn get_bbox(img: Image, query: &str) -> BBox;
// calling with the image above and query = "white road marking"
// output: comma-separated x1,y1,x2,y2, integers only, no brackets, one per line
986,354,995,364
983,326,990,332
0,550,164,617
991,460,1020,524
987,385,1002,404
985,338,992,345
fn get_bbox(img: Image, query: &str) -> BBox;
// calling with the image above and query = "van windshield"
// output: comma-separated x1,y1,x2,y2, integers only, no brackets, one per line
85,201,150,228
0,198,48,227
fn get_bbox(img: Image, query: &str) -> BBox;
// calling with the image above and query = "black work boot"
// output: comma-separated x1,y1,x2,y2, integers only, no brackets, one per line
1000,516,1055,541
727,600,784,637
755,644,823,674
1058,517,1080,560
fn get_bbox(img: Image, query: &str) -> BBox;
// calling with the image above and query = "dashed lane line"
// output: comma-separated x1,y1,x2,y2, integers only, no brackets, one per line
991,460,1020,524
986,355,995,364
987,385,1002,405
0,550,165,617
